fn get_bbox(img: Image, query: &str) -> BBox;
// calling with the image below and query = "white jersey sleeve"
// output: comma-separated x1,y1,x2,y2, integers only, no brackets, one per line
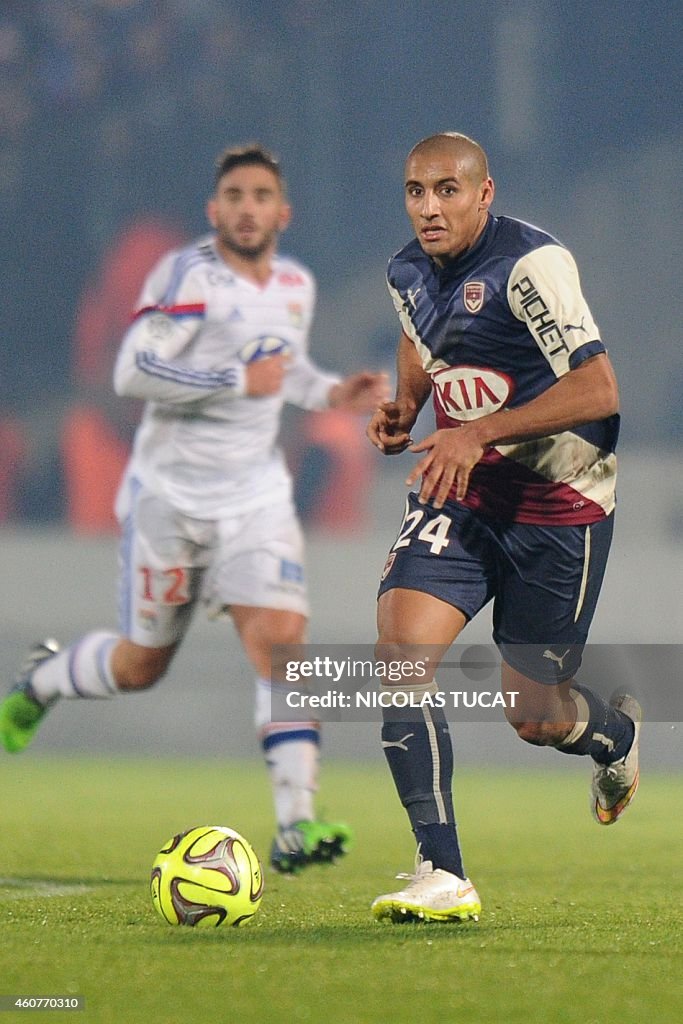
283,350,341,411
278,274,340,410
113,251,246,404
507,244,601,378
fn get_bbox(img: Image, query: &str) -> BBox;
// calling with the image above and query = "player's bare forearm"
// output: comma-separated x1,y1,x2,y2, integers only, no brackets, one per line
394,332,432,405
474,353,619,447
407,354,618,507
367,333,431,454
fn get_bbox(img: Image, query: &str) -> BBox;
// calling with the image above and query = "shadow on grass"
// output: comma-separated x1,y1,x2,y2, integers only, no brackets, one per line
145,919,489,947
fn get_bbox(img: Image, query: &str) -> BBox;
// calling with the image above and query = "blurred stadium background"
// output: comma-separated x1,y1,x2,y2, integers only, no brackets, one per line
0,1,681,763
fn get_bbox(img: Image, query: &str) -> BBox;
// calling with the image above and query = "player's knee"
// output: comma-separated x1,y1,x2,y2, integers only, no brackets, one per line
273,621,306,648
240,614,307,679
374,639,403,664
374,638,428,667
253,620,305,653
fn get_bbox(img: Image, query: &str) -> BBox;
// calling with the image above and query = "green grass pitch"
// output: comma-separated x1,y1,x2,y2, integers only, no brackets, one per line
1,757,681,1024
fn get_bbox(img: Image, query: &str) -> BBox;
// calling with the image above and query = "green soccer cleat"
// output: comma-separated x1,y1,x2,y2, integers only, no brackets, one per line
0,639,60,753
372,856,481,923
270,819,353,873
591,692,642,825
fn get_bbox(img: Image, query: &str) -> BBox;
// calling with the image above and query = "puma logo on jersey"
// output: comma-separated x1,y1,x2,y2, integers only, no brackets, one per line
381,732,414,751
564,317,587,334
406,287,422,311
542,648,570,670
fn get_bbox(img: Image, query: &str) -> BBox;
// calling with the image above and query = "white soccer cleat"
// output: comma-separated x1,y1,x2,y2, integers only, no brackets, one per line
591,693,642,825
372,856,481,923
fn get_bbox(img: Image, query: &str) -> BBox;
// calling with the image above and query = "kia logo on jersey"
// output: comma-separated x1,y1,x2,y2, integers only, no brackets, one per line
463,281,485,313
432,365,513,421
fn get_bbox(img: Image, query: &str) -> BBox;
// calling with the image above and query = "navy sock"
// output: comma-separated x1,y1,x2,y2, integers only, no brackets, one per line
381,705,465,877
558,682,635,764
413,822,466,879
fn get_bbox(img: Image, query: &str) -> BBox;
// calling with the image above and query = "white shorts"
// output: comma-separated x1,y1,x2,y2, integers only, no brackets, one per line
117,482,309,647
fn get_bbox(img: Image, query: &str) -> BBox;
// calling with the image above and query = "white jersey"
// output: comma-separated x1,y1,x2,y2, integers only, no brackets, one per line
113,235,340,519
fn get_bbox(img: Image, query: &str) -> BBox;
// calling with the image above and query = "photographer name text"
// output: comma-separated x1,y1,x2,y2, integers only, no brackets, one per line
285,690,518,709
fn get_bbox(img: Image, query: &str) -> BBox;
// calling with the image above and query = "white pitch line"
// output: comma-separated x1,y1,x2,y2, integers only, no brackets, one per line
0,878,96,897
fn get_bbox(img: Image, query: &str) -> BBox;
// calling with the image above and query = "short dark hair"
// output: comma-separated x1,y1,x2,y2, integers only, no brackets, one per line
408,132,490,181
213,144,283,189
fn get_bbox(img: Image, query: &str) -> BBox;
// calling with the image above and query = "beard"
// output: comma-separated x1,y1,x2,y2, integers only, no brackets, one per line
217,226,275,261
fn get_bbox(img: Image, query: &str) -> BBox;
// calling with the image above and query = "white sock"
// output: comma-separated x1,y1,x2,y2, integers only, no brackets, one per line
254,676,321,828
265,736,320,828
30,631,120,703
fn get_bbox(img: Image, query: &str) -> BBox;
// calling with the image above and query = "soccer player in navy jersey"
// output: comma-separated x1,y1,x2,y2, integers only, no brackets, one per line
367,132,640,922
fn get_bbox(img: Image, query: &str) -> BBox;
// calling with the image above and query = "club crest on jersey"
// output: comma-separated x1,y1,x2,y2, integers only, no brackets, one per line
288,302,304,327
464,281,485,313
380,551,396,581
148,313,172,339
239,335,290,363
432,365,514,422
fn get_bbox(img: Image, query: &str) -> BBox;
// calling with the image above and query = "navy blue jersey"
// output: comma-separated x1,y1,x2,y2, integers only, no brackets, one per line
387,214,619,525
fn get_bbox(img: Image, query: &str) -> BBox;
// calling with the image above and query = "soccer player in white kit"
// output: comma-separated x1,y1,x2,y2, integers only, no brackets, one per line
0,145,388,871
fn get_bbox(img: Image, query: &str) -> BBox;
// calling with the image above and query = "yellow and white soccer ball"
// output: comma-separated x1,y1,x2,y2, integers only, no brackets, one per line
150,826,264,928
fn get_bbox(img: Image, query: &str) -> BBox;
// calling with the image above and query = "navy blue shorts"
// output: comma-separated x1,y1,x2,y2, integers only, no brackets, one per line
377,492,614,684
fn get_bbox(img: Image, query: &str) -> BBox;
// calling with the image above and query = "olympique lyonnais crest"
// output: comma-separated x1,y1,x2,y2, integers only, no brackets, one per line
464,281,485,313
288,302,303,327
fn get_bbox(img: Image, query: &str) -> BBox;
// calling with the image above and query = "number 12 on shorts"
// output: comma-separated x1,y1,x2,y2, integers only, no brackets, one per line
393,504,452,555
139,566,190,604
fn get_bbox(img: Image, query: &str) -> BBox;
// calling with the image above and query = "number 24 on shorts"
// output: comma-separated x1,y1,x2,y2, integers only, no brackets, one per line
394,505,452,555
